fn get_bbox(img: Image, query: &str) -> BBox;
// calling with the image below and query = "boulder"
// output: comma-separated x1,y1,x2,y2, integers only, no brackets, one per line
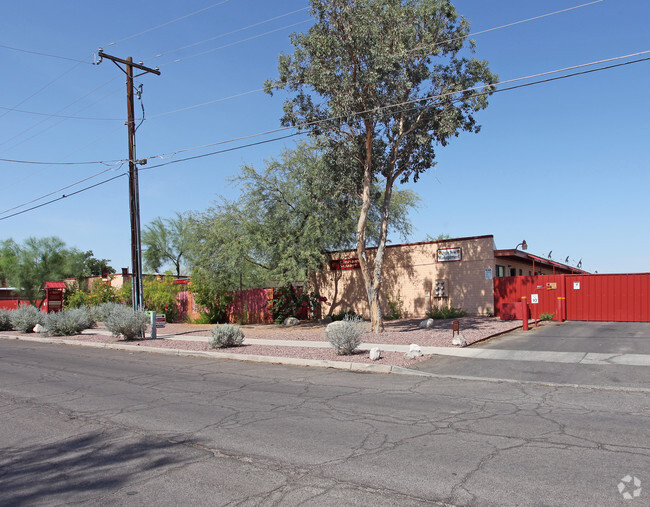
452,333,467,347
403,344,423,360
283,317,300,327
419,318,434,329
33,324,44,333
369,347,382,361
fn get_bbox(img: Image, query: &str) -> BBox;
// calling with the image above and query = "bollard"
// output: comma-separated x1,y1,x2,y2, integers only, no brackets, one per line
150,310,157,340
521,297,529,331
452,320,460,337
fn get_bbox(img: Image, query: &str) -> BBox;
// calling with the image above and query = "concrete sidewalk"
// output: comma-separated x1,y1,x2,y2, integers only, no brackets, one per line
155,332,650,367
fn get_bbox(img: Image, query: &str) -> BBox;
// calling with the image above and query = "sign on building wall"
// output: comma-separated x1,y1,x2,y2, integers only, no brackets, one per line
437,247,462,262
330,258,361,270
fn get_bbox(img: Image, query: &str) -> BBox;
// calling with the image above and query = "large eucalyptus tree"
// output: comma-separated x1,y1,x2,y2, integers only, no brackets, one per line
266,0,497,331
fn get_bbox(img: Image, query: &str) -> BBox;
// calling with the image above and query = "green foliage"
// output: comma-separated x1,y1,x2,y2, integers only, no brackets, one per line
142,213,190,276
44,307,94,336
10,305,44,333
330,309,361,322
425,233,452,241
143,275,180,323
326,315,365,355
0,237,114,305
383,292,404,321
539,312,555,321
209,324,244,349
0,309,13,331
189,270,232,324
266,0,496,331
64,278,120,309
104,305,148,340
268,284,324,324
426,306,467,320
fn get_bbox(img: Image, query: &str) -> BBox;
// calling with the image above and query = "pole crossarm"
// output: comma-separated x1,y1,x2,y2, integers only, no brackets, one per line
97,50,161,75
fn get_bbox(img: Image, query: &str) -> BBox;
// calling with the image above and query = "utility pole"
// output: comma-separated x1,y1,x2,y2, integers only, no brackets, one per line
96,50,160,312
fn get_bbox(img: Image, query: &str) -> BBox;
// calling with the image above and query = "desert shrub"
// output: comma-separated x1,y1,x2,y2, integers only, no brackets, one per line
268,284,324,324
143,275,180,323
330,309,360,322
0,309,13,331
104,305,148,340
539,312,555,321
209,324,244,349
326,315,365,355
92,302,125,322
10,305,44,333
383,292,404,321
426,306,467,320
44,307,94,336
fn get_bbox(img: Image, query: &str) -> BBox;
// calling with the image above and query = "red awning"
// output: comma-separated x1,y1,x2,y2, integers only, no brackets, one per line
42,281,67,289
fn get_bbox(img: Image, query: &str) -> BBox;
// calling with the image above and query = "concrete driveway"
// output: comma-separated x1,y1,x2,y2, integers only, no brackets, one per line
412,321,650,390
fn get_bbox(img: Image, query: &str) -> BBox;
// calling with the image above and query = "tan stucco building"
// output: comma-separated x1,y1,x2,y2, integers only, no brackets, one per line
314,235,586,318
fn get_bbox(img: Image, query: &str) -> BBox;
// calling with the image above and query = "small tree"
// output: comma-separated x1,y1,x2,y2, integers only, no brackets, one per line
142,213,190,277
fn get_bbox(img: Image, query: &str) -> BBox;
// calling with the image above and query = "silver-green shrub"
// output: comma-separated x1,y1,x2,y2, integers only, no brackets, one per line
45,307,95,336
10,305,44,333
0,309,13,331
209,324,244,349
93,302,125,323
104,305,148,340
326,315,365,355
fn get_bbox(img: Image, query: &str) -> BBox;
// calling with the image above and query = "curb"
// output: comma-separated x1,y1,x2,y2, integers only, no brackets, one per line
0,334,401,375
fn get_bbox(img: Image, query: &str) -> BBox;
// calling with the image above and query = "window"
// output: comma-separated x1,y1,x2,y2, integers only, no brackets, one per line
496,265,505,277
510,268,517,277
519,269,523,276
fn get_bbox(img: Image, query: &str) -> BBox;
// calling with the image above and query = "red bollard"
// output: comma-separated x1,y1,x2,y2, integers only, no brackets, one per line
521,297,529,331
452,320,459,337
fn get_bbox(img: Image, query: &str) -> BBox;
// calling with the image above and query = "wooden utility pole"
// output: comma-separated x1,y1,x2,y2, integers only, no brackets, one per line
96,50,160,312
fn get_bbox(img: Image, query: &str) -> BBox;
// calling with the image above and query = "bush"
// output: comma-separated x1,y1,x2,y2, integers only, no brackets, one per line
45,307,94,336
0,309,13,331
10,305,44,333
383,292,403,321
92,302,124,322
330,309,360,322
268,284,324,324
539,312,555,321
209,324,244,349
104,305,149,340
326,315,365,355
426,306,467,320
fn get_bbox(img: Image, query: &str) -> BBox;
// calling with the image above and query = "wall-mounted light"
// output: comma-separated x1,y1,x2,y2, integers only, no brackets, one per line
515,240,527,251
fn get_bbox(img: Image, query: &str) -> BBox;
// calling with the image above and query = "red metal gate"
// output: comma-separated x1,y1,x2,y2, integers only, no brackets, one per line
494,273,650,322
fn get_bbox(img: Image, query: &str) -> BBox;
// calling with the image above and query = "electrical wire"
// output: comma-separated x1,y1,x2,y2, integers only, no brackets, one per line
0,172,127,222
149,7,309,60
157,20,310,66
0,44,94,64
2,50,646,222
103,0,231,48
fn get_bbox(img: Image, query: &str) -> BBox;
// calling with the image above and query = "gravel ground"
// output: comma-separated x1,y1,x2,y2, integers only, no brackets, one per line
0,316,523,369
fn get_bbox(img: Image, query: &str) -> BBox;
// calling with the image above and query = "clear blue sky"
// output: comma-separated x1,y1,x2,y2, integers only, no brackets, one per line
1,0,648,274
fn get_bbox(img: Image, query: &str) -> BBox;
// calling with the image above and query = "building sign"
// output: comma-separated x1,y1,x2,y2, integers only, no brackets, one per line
437,247,462,262
330,258,361,271
531,294,539,304
485,268,493,280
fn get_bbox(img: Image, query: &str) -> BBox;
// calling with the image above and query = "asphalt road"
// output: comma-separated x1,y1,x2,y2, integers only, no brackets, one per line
0,339,648,506
414,321,650,389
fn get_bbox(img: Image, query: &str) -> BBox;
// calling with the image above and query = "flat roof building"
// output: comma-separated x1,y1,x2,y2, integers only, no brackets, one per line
314,235,587,318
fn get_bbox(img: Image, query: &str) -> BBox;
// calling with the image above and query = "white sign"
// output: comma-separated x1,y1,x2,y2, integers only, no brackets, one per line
437,247,462,262
485,268,493,280
531,294,539,304
573,282,580,290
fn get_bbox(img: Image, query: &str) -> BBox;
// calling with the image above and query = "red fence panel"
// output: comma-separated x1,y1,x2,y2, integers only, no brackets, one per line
566,274,650,322
494,275,565,320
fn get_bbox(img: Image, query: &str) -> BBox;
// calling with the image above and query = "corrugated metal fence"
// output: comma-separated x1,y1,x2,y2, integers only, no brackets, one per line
494,273,650,322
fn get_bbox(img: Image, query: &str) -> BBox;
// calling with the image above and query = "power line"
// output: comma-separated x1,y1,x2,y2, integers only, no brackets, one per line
0,172,127,222
149,7,309,60
0,44,94,64
103,0,231,48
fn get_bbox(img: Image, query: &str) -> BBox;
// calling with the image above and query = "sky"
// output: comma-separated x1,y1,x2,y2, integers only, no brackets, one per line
1,0,648,275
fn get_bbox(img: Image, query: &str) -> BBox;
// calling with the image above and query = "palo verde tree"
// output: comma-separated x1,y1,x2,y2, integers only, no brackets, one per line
266,0,497,331
142,212,190,277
